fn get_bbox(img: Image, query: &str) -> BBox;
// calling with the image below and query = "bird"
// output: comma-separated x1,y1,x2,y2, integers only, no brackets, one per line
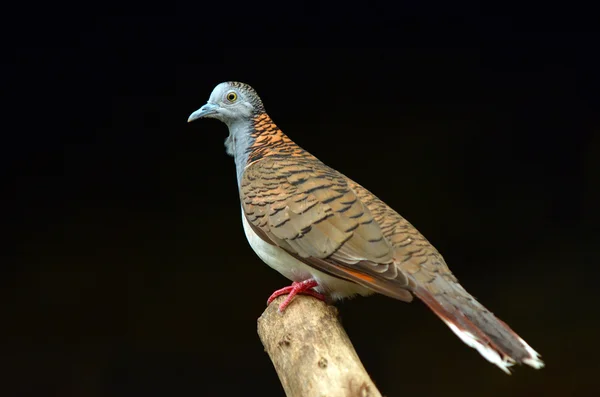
187,81,544,374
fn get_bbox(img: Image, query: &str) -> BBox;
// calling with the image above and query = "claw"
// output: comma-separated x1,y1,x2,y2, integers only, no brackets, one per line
266,279,326,312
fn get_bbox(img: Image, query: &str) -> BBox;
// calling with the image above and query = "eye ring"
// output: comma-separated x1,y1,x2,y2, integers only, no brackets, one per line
226,91,238,103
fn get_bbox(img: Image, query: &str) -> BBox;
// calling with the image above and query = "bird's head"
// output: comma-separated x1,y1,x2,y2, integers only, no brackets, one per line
187,82,264,126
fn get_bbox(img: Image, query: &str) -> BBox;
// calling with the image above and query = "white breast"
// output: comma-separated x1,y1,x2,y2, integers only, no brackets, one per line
241,209,373,300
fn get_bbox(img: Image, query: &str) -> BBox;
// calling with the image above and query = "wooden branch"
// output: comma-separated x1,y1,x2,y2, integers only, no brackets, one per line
257,295,383,397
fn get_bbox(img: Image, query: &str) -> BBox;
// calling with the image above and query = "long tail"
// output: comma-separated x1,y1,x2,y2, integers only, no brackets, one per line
412,279,544,374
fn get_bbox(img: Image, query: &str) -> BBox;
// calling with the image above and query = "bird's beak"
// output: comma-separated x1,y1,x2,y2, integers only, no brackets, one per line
188,103,219,122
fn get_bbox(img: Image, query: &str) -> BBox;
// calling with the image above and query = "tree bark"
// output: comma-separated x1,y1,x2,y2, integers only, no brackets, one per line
257,295,383,397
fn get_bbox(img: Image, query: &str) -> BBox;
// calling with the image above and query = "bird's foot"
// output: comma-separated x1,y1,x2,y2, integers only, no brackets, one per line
266,279,325,312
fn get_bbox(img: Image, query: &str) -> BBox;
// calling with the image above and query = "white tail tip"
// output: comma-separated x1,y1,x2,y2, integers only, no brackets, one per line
443,320,545,373
444,320,515,374
518,336,545,369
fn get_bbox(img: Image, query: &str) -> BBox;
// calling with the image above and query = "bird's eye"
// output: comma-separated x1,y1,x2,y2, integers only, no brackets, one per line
226,92,238,102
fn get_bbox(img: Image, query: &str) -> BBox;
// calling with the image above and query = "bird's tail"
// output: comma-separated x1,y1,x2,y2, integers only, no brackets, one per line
412,278,544,373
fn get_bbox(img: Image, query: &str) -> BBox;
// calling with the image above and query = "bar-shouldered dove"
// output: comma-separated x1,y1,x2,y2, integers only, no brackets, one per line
188,81,544,373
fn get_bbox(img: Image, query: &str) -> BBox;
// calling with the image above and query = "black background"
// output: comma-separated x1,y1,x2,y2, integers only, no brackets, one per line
3,2,599,396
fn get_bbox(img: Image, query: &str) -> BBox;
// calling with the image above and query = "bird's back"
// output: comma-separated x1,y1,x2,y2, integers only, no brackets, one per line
243,113,454,285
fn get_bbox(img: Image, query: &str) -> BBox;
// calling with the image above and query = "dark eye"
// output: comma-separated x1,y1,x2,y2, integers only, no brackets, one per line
226,92,238,102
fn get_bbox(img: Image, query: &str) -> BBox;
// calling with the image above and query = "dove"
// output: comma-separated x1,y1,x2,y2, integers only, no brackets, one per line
188,81,544,373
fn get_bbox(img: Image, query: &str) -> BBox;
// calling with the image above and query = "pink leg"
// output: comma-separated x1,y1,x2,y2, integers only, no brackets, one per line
266,279,326,312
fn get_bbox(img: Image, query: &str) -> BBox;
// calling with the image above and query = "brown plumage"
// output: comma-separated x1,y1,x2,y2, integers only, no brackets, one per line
188,81,544,373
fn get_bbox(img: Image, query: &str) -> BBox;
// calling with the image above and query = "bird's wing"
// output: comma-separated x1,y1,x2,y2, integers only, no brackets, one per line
345,178,458,287
240,156,413,301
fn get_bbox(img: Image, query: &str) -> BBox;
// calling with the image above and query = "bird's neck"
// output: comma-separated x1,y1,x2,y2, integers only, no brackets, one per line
226,113,305,187
225,117,255,186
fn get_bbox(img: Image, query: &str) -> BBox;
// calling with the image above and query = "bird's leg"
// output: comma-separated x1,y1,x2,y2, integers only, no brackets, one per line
266,278,326,312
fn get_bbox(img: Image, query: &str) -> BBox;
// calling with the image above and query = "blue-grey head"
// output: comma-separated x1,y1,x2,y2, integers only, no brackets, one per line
188,82,268,165
187,82,265,127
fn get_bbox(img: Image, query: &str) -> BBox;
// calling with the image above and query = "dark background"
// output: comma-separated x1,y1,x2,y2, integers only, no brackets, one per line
3,2,599,397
